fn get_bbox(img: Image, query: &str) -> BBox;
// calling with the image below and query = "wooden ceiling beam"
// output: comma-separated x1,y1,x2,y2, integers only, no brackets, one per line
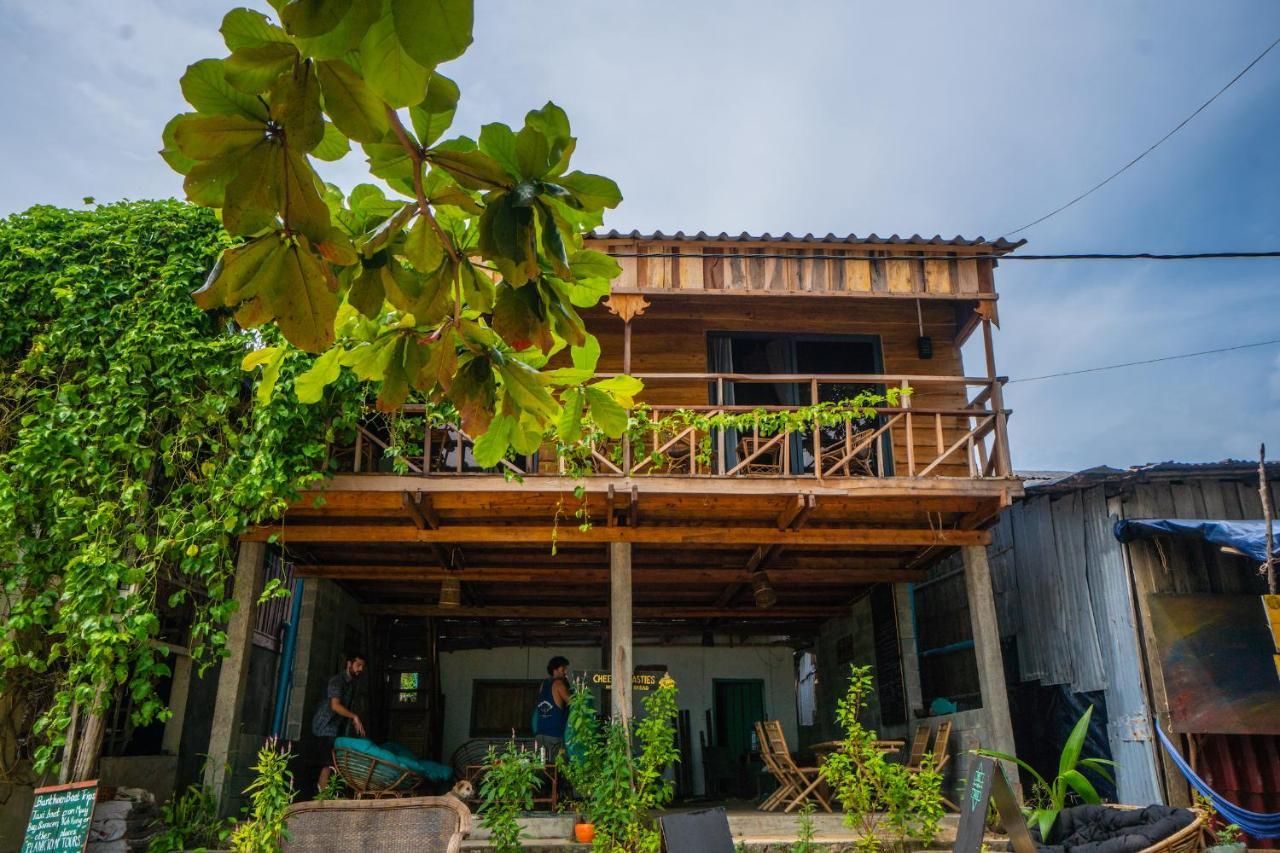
720,493,817,608
296,565,925,585
402,492,440,529
361,604,846,619
245,523,989,547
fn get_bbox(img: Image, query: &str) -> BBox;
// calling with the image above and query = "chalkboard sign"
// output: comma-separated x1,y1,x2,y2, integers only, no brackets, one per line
659,807,735,853
21,780,97,853
953,757,1034,853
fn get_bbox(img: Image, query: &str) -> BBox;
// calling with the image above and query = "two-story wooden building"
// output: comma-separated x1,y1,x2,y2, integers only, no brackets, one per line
202,231,1027,809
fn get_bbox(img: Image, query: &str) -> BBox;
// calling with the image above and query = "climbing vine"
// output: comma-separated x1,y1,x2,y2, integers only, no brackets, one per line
0,201,363,778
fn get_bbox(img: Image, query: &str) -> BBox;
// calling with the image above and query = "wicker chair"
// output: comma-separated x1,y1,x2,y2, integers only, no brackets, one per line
282,795,472,852
1119,806,1207,853
333,745,424,799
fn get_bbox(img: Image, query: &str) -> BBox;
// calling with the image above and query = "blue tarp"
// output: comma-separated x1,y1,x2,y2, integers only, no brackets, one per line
1114,518,1280,562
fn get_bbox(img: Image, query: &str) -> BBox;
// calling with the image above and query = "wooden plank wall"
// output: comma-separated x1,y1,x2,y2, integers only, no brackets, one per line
594,240,996,299
583,296,983,478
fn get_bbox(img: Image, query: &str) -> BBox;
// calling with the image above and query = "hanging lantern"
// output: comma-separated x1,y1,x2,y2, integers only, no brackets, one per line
439,575,461,607
915,299,933,360
751,572,777,609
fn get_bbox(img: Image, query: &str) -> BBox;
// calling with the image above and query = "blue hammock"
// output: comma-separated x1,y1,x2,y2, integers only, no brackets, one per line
1156,726,1280,838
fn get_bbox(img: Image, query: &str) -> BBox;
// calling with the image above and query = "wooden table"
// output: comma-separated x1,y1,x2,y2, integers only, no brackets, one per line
811,739,906,758
465,762,559,810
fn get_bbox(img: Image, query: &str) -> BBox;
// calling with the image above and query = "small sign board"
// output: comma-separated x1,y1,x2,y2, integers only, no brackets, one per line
21,780,98,853
659,807,735,853
954,757,1034,853
578,669,666,692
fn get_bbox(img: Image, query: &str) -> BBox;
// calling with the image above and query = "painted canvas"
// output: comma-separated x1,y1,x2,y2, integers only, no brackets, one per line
1148,594,1280,735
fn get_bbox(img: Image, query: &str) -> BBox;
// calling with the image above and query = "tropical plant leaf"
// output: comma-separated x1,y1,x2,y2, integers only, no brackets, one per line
221,7,292,50
241,345,287,404
358,8,430,108
180,58,270,120
557,170,623,210
409,73,460,147
173,114,266,161
294,347,343,402
269,60,325,152
312,121,351,161
293,0,378,59
1060,706,1094,779
224,42,297,93
428,147,511,191
280,0,353,37
402,215,444,272
316,58,389,143
1060,769,1101,805
584,386,626,437
557,387,585,443
471,414,514,468
390,0,473,69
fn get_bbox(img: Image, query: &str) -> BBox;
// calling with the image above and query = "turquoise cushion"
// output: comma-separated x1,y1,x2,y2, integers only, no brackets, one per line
334,737,453,782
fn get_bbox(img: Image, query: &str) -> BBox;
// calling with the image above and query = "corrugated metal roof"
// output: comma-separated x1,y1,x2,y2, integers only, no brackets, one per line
585,230,1027,252
1025,460,1279,495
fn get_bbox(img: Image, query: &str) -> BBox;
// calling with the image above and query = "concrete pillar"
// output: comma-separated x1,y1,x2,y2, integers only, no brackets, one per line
161,654,193,756
962,545,1018,784
609,541,633,720
892,583,924,722
205,541,267,811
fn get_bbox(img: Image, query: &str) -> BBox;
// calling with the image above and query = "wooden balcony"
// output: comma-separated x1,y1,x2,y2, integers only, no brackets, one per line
337,372,1012,483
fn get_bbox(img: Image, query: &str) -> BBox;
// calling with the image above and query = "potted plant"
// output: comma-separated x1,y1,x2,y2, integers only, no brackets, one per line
976,705,1116,843
1208,822,1245,853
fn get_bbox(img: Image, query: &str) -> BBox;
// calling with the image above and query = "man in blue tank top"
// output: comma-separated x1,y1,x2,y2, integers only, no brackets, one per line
533,655,571,762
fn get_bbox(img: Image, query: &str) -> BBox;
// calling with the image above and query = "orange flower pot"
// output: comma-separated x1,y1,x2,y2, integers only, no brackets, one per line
574,822,595,843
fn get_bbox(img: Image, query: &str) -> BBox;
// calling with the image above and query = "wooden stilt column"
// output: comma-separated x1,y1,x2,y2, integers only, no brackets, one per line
610,541,633,720
205,540,267,812
962,544,1019,789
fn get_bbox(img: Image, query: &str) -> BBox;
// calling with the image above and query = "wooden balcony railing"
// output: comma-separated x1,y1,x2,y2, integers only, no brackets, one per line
336,373,1013,482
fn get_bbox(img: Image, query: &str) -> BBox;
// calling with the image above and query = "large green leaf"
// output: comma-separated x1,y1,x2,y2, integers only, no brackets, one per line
498,357,558,419
221,8,292,50
316,59,390,144
1060,769,1101,805
471,414,514,468
312,121,351,161
173,114,266,160
452,357,497,434
280,148,333,239
408,73,459,146
402,215,444,272
359,202,415,255
479,123,520,179
417,333,458,392
281,0,353,37
241,345,287,404
358,8,430,108
362,141,416,193
293,0,379,59
159,114,199,175
224,42,297,94
294,347,343,402
193,234,281,309
457,259,494,312
590,375,642,407
222,141,281,235
183,152,242,207
557,170,623,211
571,334,600,372
584,386,626,437
1059,705,1094,779
570,249,621,282
492,282,551,353
524,102,574,176
180,58,269,121
515,125,551,180
272,236,339,351
270,61,325,152
347,264,387,318
556,387,585,443
391,0,472,69
428,147,511,191
477,192,537,285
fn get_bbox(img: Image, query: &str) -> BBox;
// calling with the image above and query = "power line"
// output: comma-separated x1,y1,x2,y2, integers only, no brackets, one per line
1008,338,1280,383
606,250,1280,262
1003,34,1280,238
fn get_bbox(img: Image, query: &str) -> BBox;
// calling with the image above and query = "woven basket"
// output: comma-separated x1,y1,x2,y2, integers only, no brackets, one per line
283,795,471,853
333,746,425,799
1112,805,1207,853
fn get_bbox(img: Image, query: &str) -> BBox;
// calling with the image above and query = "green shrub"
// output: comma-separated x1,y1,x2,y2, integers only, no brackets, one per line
226,737,296,853
478,739,540,853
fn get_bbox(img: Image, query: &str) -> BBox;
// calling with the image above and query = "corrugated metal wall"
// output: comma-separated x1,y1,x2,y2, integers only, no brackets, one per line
993,486,1163,805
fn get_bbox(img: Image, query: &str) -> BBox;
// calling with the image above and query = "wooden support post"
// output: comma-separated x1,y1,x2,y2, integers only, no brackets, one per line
981,318,1013,477
205,541,267,813
161,654,193,756
610,541,633,720
962,544,1019,793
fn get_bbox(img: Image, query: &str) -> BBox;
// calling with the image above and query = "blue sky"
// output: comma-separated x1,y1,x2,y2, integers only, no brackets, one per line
0,1,1276,471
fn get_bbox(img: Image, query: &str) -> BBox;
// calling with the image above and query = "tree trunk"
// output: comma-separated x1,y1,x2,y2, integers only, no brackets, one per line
69,688,106,782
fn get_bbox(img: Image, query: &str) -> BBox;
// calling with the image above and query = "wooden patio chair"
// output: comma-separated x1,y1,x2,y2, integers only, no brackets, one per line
735,433,784,475
908,720,958,811
753,721,795,812
759,720,832,814
819,426,875,477
903,724,931,771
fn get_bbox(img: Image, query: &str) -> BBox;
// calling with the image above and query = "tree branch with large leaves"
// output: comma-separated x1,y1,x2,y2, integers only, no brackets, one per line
164,0,636,460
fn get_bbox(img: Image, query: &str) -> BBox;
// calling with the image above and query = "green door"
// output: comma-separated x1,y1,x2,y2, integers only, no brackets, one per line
713,679,766,797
